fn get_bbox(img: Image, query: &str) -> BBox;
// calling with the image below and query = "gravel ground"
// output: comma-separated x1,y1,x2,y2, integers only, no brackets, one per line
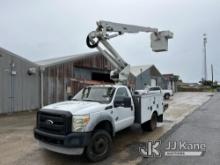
0,92,212,165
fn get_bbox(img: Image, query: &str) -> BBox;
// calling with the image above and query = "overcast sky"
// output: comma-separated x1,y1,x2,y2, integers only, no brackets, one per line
0,0,220,82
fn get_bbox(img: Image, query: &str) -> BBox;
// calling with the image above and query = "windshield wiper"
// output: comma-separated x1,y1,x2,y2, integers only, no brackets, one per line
83,99,95,102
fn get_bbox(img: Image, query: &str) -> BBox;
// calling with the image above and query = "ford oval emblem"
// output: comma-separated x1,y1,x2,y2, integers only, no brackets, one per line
46,119,54,125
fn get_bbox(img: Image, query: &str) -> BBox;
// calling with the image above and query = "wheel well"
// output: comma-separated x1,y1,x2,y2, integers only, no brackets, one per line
153,111,158,118
93,120,113,137
164,93,170,99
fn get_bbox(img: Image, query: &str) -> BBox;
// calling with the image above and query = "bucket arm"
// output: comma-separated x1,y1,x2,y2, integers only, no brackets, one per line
86,20,173,83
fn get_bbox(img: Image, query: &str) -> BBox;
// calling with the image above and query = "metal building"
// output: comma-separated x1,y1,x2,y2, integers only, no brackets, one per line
36,52,114,106
0,47,40,114
163,74,179,92
0,47,167,113
130,65,165,90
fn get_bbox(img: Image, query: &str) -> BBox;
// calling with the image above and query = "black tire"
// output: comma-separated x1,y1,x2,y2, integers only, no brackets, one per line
86,35,99,48
164,93,170,100
85,129,112,162
141,113,157,132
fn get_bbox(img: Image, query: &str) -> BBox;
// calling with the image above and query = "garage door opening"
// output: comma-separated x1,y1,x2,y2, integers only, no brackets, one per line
92,72,113,83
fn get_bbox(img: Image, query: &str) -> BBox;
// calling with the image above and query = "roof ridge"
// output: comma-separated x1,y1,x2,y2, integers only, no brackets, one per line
0,47,38,66
131,64,153,67
36,51,99,63
130,64,154,77
36,51,100,67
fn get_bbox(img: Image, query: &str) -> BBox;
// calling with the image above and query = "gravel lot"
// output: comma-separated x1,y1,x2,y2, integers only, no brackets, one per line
0,92,212,165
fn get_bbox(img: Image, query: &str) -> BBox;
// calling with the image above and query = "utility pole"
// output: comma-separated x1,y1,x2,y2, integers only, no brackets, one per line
211,64,214,86
203,33,207,81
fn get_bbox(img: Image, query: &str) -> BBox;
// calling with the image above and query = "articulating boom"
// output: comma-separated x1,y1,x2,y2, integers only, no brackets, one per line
86,20,173,83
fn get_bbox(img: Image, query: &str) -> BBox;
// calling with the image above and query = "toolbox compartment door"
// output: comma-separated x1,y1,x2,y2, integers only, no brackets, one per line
133,93,163,124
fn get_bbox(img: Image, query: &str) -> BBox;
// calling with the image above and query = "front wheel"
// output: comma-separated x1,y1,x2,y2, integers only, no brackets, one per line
85,129,112,162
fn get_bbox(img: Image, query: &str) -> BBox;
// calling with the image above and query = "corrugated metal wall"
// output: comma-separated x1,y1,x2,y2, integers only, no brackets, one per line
135,69,151,89
43,54,114,105
0,50,40,114
135,66,164,89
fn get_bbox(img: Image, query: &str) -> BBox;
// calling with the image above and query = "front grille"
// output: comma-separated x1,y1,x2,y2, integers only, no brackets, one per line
35,131,65,145
37,110,72,135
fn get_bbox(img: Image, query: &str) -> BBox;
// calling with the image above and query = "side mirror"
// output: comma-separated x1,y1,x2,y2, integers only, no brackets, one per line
67,96,73,100
114,96,131,108
123,97,131,107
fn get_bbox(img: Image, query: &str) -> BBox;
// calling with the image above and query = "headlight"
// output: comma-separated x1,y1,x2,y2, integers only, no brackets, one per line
72,115,90,132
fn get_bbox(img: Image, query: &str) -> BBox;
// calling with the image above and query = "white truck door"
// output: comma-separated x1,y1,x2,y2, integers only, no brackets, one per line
168,81,172,90
113,87,134,132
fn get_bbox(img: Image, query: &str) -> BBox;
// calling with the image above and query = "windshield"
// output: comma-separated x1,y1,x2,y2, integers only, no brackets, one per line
72,86,115,103
149,87,161,91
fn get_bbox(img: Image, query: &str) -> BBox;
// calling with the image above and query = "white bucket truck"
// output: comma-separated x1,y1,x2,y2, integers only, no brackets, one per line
34,21,173,162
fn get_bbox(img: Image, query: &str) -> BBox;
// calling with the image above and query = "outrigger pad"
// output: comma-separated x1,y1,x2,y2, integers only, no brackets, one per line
151,31,173,52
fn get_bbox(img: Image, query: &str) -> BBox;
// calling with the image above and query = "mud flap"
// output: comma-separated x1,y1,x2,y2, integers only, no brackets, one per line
163,103,169,112
157,114,163,122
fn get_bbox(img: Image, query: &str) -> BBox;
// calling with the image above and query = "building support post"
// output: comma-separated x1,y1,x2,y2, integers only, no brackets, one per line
40,67,45,108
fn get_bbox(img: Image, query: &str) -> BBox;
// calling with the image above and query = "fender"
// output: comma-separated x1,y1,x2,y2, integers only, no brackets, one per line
86,113,116,136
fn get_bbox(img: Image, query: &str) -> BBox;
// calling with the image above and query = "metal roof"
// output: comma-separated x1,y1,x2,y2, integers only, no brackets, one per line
36,51,101,67
0,47,38,66
130,65,153,77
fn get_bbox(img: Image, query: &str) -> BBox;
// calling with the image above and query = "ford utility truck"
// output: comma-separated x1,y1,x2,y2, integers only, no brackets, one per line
34,20,173,162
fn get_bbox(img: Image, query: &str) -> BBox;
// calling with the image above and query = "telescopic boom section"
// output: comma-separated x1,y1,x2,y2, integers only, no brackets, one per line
86,20,173,83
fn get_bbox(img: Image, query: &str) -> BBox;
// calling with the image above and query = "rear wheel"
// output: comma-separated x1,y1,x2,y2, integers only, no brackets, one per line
164,93,170,100
85,129,112,162
141,113,157,131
